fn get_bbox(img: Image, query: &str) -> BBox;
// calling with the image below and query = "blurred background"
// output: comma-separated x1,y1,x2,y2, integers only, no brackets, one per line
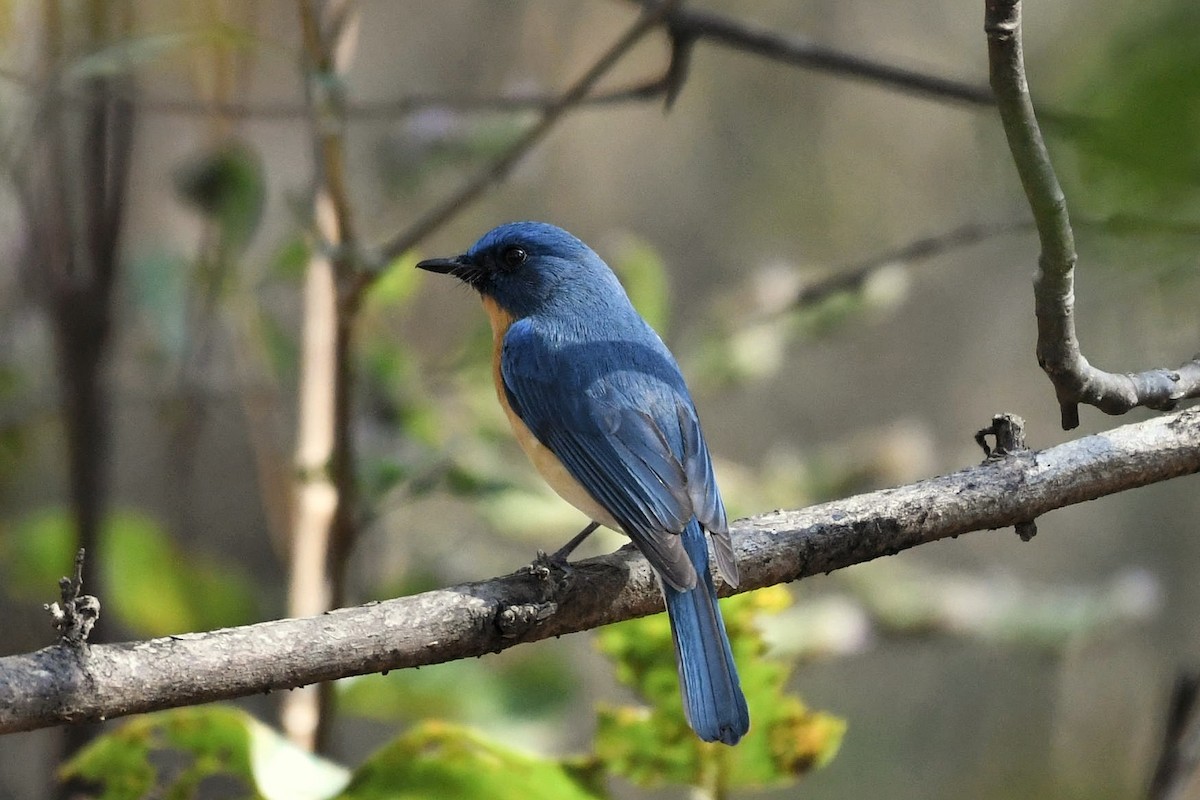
1,1,1198,798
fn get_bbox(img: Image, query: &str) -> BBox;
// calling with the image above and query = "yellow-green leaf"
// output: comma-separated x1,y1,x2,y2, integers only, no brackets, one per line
595,586,844,791
336,721,605,800
61,707,349,800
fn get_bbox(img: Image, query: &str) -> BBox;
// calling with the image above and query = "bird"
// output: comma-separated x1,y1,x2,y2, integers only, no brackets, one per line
417,221,749,745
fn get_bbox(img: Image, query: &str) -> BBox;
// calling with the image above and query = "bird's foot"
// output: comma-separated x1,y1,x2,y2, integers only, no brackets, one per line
500,552,575,639
497,598,559,639
499,523,602,640
525,549,575,596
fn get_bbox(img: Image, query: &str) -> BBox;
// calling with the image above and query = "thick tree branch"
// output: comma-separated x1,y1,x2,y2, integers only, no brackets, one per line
2,408,1197,735
985,0,1200,430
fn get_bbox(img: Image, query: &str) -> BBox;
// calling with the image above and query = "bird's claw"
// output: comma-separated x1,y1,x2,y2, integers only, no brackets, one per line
497,600,559,639
526,549,575,594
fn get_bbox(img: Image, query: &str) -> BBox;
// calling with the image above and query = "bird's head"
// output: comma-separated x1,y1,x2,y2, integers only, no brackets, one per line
416,221,611,318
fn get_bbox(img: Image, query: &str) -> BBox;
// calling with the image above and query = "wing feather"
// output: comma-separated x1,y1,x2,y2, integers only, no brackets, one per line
501,318,731,590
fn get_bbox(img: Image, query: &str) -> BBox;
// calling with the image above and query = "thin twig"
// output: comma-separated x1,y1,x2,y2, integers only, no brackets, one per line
632,0,994,106
2,407,1198,735
984,0,1200,430
0,66,673,119
778,209,1200,316
370,0,679,276
43,549,100,648
782,211,1200,316
789,219,1030,312
0,0,998,120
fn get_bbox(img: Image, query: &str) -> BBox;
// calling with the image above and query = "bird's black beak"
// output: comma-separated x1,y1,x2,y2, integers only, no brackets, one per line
415,255,466,274
417,252,488,288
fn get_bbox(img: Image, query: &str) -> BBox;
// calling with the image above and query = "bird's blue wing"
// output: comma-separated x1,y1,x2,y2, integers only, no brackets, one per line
500,317,733,590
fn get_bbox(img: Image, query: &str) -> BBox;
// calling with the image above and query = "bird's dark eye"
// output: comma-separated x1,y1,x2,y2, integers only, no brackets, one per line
502,246,527,269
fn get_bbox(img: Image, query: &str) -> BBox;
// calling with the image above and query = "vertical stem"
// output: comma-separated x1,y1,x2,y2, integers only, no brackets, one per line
283,247,340,750
282,0,361,753
35,0,135,793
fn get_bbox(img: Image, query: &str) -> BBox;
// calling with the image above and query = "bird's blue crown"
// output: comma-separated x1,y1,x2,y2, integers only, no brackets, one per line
462,221,624,319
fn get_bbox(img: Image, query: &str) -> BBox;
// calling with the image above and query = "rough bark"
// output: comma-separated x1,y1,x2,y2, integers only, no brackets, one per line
1,407,1197,735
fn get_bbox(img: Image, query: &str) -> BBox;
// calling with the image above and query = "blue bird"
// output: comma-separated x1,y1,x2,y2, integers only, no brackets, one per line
418,221,749,745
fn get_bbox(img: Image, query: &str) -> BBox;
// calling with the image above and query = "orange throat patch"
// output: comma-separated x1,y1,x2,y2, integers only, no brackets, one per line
481,295,619,531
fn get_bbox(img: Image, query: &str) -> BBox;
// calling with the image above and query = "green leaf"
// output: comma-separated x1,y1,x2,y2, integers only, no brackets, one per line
66,31,200,80
359,338,443,449
174,141,266,251
336,721,605,800
610,237,670,333
64,24,264,81
595,586,844,791
60,707,349,800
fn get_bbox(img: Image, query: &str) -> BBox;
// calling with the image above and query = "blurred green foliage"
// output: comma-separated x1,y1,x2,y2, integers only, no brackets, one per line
1056,0,1200,289
0,507,257,636
841,561,1162,650
174,141,266,253
1064,3,1200,214
360,252,442,449
338,648,576,725
610,236,671,334
341,721,604,800
64,709,602,800
596,585,844,794
687,259,911,389
61,706,349,800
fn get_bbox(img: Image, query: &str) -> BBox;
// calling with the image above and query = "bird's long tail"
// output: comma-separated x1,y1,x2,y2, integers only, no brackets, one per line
663,519,750,745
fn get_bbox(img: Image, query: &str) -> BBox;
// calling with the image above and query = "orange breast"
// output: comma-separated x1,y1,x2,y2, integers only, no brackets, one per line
482,296,620,531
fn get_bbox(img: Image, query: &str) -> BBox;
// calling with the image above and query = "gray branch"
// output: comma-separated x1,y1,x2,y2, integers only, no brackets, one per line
2,407,1198,735
985,0,1200,430
634,0,993,107
0,2,994,120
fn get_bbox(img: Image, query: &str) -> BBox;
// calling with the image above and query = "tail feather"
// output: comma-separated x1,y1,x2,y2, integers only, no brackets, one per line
663,520,750,745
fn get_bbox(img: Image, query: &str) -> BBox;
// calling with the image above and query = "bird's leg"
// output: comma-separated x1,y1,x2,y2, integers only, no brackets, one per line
549,521,600,565
511,522,600,635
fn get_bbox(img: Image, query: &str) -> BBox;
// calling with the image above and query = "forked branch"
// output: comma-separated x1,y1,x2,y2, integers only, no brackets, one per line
985,0,1200,429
